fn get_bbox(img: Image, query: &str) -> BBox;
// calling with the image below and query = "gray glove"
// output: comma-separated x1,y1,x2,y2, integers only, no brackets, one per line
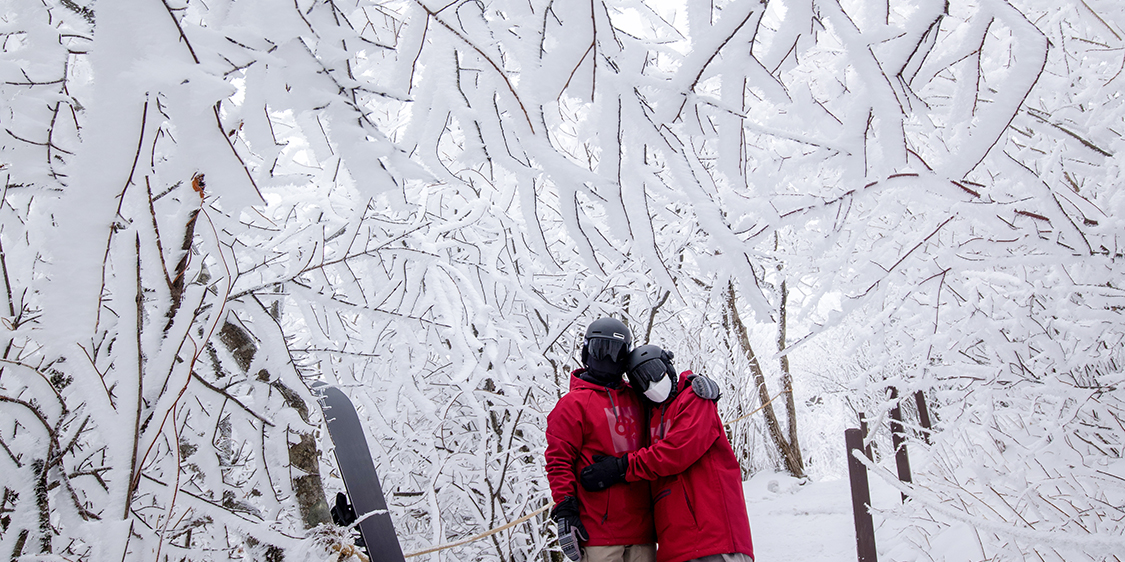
690,374,721,401
551,496,587,561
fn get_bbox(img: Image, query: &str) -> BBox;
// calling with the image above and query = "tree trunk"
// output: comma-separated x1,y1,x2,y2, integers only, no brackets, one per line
776,279,805,477
217,320,332,529
727,281,805,478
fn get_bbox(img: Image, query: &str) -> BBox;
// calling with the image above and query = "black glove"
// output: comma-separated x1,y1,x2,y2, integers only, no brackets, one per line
330,492,357,526
551,496,588,561
580,454,629,492
689,374,721,401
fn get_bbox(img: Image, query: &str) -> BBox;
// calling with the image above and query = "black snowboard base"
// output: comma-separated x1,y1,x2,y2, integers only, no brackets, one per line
313,382,405,562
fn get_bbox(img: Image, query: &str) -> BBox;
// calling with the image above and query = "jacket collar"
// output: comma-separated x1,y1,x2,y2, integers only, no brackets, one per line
676,369,694,393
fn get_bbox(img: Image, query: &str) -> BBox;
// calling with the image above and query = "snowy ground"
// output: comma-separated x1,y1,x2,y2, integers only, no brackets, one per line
745,472,899,562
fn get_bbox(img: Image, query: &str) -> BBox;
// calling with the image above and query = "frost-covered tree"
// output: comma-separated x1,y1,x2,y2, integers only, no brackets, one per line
0,0,357,558
3,0,1124,560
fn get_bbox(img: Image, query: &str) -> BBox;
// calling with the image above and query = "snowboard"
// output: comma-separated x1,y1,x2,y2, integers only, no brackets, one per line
313,382,406,562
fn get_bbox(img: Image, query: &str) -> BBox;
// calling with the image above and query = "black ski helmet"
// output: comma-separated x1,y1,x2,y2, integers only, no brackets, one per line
625,344,678,404
581,317,632,373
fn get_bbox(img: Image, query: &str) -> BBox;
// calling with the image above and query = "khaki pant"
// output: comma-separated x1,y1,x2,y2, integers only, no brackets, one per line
582,544,656,562
687,554,754,562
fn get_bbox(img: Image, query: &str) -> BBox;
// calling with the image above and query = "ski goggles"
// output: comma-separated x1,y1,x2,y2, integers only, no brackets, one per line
587,337,627,362
629,357,669,386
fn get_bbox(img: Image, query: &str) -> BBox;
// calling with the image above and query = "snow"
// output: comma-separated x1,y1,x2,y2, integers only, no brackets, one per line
745,471,898,562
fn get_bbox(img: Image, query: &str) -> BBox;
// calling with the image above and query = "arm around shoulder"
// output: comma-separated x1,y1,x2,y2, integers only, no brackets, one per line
627,394,722,481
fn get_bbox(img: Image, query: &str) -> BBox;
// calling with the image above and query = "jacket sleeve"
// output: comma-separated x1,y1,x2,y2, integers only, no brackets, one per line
626,394,721,481
545,394,585,504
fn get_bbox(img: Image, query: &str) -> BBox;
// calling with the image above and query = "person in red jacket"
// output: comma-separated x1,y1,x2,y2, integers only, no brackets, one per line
580,345,754,562
545,318,656,562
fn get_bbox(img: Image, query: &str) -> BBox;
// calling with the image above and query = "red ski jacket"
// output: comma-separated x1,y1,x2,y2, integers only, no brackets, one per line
546,370,655,547
626,371,754,562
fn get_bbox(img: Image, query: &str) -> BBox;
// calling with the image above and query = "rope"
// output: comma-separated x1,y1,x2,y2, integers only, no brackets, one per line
403,504,552,558
723,388,790,428
399,388,789,557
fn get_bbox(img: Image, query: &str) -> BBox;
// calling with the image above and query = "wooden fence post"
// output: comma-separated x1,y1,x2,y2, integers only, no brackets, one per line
888,388,911,503
914,391,933,444
845,428,878,562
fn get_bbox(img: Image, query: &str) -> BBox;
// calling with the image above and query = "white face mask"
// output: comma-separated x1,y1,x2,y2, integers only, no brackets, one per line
643,375,672,404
